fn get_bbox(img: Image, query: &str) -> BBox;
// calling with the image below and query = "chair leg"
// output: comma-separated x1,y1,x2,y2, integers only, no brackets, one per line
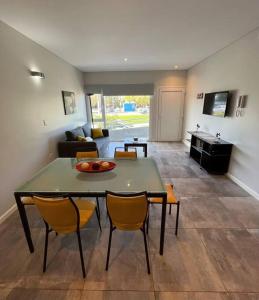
105,224,113,271
169,204,172,215
142,227,151,274
146,203,150,235
147,214,150,235
43,223,49,273
175,202,180,236
96,197,101,218
76,230,86,278
95,208,102,232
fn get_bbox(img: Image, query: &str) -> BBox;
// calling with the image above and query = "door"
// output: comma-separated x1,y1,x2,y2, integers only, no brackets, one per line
89,94,106,128
157,88,184,141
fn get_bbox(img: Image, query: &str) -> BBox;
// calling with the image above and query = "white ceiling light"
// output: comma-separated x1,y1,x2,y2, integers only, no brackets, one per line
174,65,179,70
123,58,128,62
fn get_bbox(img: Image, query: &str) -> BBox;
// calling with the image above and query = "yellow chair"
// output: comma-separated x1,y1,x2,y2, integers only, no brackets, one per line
76,150,99,159
76,150,101,219
105,191,150,274
114,147,137,159
33,195,101,278
21,196,35,205
148,184,180,236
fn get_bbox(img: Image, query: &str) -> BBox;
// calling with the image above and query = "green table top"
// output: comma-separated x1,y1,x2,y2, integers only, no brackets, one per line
15,158,166,195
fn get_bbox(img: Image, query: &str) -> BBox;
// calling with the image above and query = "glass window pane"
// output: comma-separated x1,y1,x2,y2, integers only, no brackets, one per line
104,95,150,141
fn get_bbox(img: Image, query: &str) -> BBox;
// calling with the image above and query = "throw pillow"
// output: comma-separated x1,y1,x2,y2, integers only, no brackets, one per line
82,123,91,137
65,127,85,141
92,128,104,139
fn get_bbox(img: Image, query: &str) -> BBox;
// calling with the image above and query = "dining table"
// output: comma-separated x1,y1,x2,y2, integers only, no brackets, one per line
14,157,167,255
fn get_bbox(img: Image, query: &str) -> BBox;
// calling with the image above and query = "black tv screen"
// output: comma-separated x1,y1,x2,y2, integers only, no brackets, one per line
203,91,229,117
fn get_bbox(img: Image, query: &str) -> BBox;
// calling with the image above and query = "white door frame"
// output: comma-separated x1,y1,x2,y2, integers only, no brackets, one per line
156,86,185,141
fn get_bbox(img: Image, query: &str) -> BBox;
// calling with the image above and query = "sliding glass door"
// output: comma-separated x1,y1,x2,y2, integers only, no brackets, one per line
89,94,106,128
89,93,151,141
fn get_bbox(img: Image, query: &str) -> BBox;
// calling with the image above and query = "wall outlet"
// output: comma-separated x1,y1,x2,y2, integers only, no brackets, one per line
197,93,204,99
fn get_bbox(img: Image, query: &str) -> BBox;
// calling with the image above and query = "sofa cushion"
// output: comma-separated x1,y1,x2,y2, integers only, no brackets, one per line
95,136,109,156
92,128,104,138
82,123,91,137
65,127,85,141
58,141,97,157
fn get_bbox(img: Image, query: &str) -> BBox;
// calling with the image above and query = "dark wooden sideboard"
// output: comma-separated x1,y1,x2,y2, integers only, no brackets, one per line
188,131,233,174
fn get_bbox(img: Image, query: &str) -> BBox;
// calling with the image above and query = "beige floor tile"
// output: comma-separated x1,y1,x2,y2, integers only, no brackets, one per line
219,197,259,228
147,200,194,230
0,226,99,290
178,196,244,229
156,292,230,300
0,288,81,300
81,291,155,300
0,289,11,300
199,229,259,292
84,229,154,291
150,229,225,292
228,293,259,300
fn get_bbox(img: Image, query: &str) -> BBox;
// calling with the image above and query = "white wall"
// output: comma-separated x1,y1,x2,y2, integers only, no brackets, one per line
84,70,187,140
84,70,186,87
0,21,87,216
183,28,259,197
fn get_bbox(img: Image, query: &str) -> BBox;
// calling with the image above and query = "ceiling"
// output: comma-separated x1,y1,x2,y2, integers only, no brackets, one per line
0,0,259,72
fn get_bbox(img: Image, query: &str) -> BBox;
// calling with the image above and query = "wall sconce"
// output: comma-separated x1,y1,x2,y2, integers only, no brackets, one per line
30,70,45,79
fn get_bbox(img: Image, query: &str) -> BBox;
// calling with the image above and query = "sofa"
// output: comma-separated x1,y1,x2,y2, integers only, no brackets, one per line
58,123,109,157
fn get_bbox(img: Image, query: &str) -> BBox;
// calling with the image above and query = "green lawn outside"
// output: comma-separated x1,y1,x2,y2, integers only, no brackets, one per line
93,113,149,125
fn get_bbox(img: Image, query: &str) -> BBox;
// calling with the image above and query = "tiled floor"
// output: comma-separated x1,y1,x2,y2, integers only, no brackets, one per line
1,142,259,300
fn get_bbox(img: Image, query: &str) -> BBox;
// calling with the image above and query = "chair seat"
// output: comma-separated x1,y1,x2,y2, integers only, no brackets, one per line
149,184,177,204
21,197,35,205
113,221,144,231
75,199,96,228
43,199,96,234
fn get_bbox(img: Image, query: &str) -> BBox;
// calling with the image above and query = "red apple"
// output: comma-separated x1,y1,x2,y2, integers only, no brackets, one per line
92,162,100,170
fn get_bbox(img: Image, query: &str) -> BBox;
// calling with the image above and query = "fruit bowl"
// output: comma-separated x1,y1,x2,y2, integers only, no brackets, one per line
75,161,116,173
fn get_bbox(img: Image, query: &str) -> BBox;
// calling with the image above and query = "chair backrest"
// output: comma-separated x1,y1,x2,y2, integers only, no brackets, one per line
76,150,99,159
33,196,79,234
106,191,148,230
114,148,137,159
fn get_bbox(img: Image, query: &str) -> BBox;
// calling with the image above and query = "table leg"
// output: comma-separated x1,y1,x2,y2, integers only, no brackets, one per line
15,193,34,253
159,194,167,255
144,145,147,157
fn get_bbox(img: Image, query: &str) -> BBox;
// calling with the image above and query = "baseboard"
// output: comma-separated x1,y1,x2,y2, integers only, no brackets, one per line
227,173,259,200
182,139,190,147
0,204,17,224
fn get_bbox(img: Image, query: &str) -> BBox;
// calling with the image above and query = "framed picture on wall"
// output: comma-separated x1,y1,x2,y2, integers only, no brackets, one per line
62,91,76,115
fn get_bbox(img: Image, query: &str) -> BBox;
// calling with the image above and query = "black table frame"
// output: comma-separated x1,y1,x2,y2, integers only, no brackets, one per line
124,142,148,157
14,190,167,255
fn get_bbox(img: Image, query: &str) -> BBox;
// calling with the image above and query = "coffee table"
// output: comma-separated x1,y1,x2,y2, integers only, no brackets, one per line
124,139,148,157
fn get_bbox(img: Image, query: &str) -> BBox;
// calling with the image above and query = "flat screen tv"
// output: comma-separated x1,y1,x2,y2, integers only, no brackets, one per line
203,91,230,117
